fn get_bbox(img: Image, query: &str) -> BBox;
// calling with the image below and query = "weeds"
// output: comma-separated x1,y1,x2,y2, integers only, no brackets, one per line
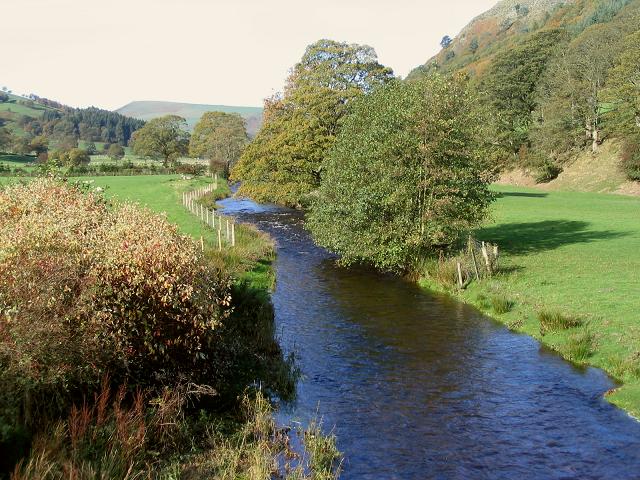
538,309,582,335
610,352,640,381
490,295,514,314
564,328,596,362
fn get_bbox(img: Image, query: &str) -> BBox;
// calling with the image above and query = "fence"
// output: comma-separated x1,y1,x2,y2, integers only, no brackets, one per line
182,175,237,251
454,236,500,289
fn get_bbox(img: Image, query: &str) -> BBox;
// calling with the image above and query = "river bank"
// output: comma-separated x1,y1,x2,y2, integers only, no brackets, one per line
419,185,640,419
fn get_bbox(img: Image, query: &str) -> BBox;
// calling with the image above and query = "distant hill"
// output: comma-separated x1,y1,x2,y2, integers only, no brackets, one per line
117,101,263,137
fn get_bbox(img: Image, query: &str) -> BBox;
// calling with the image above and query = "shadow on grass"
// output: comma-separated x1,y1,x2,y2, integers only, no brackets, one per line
478,220,629,255
498,191,548,198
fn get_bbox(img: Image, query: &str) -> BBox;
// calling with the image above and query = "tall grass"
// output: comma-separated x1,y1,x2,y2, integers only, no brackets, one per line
537,310,582,335
564,328,596,363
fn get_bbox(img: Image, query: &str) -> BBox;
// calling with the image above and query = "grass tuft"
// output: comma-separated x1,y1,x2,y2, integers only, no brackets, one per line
538,309,582,336
564,328,596,363
490,294,514,314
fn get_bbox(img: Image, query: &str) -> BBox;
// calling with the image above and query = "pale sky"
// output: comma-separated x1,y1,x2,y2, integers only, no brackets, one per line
4,0,496,110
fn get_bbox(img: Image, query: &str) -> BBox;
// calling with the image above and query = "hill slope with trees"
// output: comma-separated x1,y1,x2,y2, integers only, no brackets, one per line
408,0,640,192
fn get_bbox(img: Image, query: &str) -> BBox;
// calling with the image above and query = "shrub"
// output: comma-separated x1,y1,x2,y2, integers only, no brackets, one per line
107,144,125,160
535,160,563,183
0,180,233,427
538,309,582,335
620,138,640,181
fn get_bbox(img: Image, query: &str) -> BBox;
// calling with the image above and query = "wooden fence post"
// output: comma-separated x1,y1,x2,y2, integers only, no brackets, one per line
457,262,464,289
217,229,222,251
226,218,230,240
231,222,235,247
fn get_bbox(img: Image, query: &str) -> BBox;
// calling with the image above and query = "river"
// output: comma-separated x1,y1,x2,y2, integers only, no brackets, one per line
219,195,640,480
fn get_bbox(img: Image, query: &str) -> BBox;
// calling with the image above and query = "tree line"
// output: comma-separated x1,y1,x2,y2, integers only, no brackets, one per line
230,15,639,272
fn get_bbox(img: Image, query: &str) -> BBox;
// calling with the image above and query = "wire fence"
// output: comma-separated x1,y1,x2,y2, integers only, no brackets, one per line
453,236,500,289
182,176,237,251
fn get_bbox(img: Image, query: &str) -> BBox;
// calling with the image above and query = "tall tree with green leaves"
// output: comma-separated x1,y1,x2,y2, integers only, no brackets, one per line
131,115,189,166
231,39,394,207
603,30,640,139
190,111,248,174
307,74,499,272
484,29,569,155
532,23,622,158
0,127,12,152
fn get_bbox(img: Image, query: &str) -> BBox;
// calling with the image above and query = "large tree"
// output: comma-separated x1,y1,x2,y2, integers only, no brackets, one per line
307,74,499,272
484,29,569,155
131,115,189,166
189,111,248,174
603,30,640,139
532,23,622,158
231,39,394,207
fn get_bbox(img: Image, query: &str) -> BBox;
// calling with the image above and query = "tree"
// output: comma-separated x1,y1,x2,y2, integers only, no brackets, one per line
85,141,97,155
231,39,394,206
107,144,125,161
0,128,12,152
190,112,248,174
0,92,8,103
603,30,640,140
131,115,189,166
67,148,90,166
307,74,499,272
532,23,622,157
440,35,452,49
469,38,479,54
485,29,569,155
29,135,49,155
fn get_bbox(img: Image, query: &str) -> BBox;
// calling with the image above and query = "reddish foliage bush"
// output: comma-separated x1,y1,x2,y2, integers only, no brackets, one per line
0,179,232,424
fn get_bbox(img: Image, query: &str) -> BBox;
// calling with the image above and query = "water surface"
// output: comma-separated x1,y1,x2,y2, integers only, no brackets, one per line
219,196,640,480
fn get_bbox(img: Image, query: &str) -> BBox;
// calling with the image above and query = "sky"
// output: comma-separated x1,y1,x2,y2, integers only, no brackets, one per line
3,0,496,111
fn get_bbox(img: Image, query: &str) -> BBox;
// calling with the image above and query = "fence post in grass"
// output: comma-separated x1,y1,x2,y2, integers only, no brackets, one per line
206,208,209,226
481,241,492,275
231,222,235,247
470,245,480,281
200,236,204,252
457,261,464,289
214,173,218,190
218,229,222,251
226,218,230,240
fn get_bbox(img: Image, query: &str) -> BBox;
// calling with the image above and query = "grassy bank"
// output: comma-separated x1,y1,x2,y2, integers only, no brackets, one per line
421,185,640,417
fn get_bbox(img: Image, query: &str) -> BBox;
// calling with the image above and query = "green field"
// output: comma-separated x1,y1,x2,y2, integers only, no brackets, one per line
422,185,640,416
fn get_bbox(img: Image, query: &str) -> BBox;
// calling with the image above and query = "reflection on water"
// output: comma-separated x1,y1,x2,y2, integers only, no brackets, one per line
219,195,640,480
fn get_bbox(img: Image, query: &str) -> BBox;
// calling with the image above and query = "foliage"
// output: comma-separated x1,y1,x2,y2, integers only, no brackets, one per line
564,328,596,362
602,29,640,157
307,74,499,272
620,139,640,181
534,160,563,183
131,115,190,166
232,39,394,207
190,111,248,174
0,127,12,151
0,180,234,428
532,23,622,159
484,29,569,154
11,387,341,480
107,143,125,160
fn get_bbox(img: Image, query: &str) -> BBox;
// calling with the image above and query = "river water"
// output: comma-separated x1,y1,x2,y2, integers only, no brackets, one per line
219,196,640,480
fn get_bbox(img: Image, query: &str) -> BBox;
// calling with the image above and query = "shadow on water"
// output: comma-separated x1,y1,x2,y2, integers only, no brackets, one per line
219,195,640,480
478,220,629,255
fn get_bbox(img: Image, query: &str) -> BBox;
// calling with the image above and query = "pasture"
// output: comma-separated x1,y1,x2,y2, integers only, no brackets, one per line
426,186,640,416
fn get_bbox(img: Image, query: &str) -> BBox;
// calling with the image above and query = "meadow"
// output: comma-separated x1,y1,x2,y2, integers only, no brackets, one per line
422,185,640,416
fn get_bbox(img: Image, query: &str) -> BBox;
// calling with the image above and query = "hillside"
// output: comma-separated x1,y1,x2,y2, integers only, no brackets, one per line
407,0,640,195
0,93,59,136
117,101,263,137
408,0,634,79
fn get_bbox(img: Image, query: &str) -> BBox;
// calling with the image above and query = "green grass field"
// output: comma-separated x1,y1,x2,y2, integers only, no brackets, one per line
421,185,640,416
